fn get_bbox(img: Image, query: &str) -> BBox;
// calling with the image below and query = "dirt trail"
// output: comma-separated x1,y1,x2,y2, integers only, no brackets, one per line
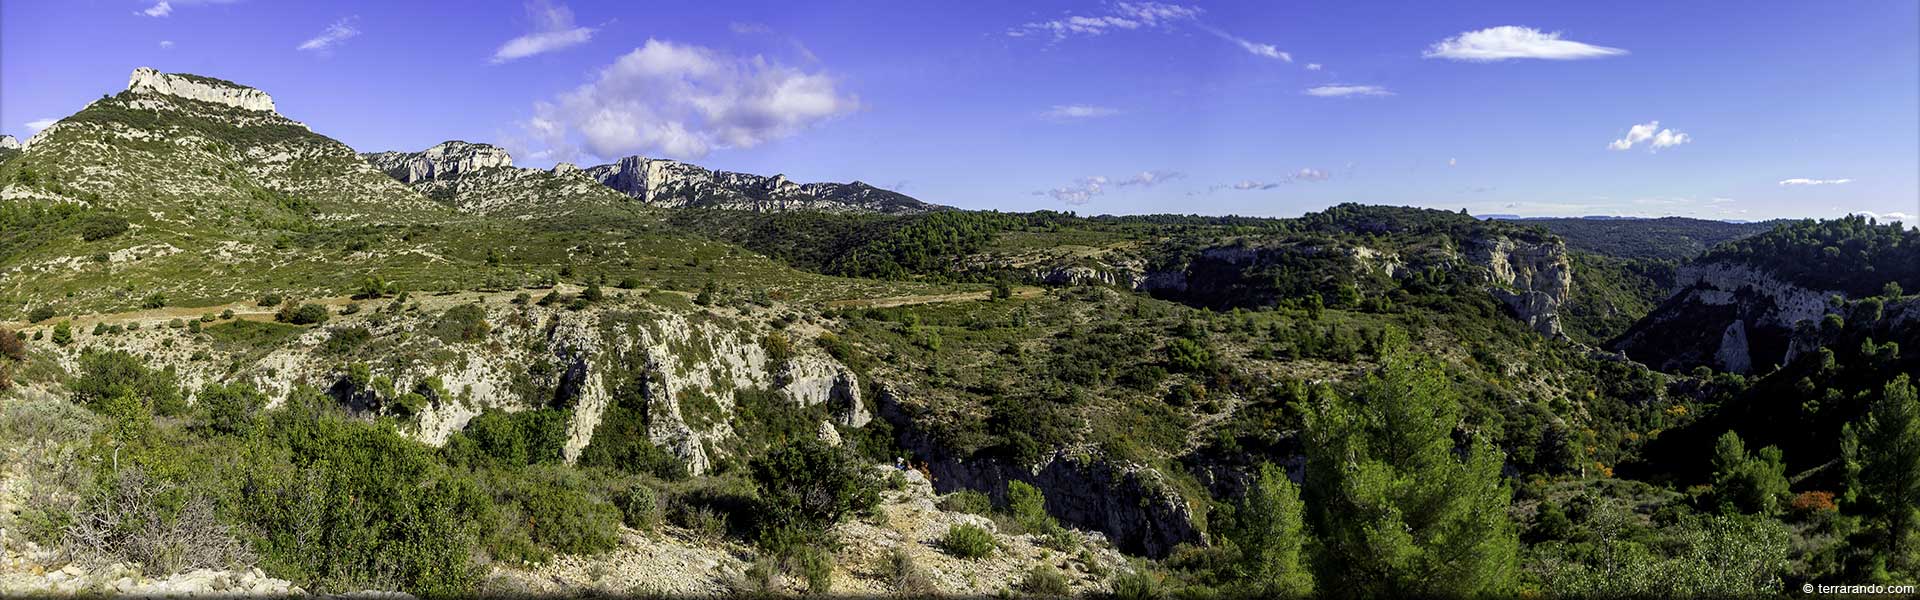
5,285,1047,330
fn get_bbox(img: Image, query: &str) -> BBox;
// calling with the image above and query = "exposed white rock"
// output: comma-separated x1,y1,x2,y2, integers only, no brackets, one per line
585,155,939,214
0,135,17,150
1472,236,1573,338
126,67,276,112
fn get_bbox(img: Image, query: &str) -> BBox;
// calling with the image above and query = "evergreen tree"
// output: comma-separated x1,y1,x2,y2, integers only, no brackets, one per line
1841,375,1920,581
1229,462,1313,597
1303,352,1518,598
1707,431,1790,516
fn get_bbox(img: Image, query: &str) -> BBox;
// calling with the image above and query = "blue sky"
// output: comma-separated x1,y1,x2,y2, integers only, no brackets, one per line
4,1,1916,222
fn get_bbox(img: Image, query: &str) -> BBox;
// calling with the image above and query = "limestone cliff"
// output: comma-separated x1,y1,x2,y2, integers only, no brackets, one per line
585,155,942,214
1614,261,1841,373
1469,235,1573,338
362,141,630,216
126,67,276,113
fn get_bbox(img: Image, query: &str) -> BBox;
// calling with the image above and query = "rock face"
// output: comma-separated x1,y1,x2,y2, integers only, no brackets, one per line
1470,235,1574,338
0,135,17,150
874,384,1202,557
1614,260,1840,373
585,155,941,214
363,141,514,183
362,141,628,216
126,67,276,112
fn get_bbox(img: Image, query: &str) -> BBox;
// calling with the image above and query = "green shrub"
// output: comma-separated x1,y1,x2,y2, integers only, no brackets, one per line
1022,564,1071,597
749,438,881,543
504,467,622,556
26,306,56,323
257,294,283,307
71,349,185,417
198,381,266,435
620,486,662,530
431,304,489,344
445,408,569,469
940,523,995,558
79,215,129,241
276,303,329,325
322,327,372,354
51,321,73,346
143,294,168,309
938,490,993,515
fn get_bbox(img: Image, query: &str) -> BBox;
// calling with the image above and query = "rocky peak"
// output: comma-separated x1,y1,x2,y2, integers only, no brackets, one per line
585,155,941,214
362,140,514,184
1471,235,1573,338
0,135,18,150
125,67,276,113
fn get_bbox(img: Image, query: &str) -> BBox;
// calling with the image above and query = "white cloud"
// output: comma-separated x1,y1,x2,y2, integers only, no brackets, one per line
1305,63,1322,71
297,16,360,52
1859,211,1913,224
1010,2,1203,39
1036,176,1109,205
24,119,56,132
492,1,596,63
1305,84,1391,97
1448,158,1458,167
1290,168,1330,182
1117,170,1184,186
1424,26,1626,62
1204,27,1290,61
159,40,175,49
527,38,859,160
1041,104,1121,120
1608,120,1689,152
1778,178,1852,186
1231,180,1278,191
141,1,172,17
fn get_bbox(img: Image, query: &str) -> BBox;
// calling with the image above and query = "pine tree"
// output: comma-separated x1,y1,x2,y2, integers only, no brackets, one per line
1841,374,1920,581
1229,462,1313,597
1303,352,1518,598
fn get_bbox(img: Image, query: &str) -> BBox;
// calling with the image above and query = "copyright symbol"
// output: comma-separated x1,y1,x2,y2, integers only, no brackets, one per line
1803,582,1813,594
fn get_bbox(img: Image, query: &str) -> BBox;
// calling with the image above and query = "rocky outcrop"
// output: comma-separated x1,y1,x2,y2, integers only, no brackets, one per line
585,155,942,214
1614,261,1842,373
0,135,17,150
126,67,276,112
362,141,513,183
1470,236,1573,338
873,384,1202,557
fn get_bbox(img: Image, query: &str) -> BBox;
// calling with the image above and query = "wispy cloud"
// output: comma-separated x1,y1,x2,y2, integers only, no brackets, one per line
1041,104,1121,120
492,1,597,63
1291,168,1330,182
1117,170,1184,186
729,22,772,35
1778,178,1853,186
1424,26,1625,62
1305,84,1391,97
159,40,175,50
1034,169,1183,204
1214,168,1331,191
1204,27,1289,61
1009,4,1301,66
24,119,56,132
297,16,360,53
1607,121,1690,152
141,1,173,17
1008,2,1202,39
1305,63,1323,71
1036,176,1109,205
1230,180,1278,191
137,0,242,18
526,38,859,160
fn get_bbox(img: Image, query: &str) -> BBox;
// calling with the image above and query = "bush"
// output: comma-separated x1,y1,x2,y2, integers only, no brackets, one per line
71,350,185,417
257,294,283,307
445,408,569,469
880,547,934,595
51,321,73,346
504,468,622,556
322,327,372,354
64,468,254,574
276,303,330,325
0,328,22,361
431,304,489,344
198,381,266,435
1023,565,1072,597
143,294,168,309
79,215,129,241
940,523,995,558
620,486,662,530
749,438,881,542
27,306,56,323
